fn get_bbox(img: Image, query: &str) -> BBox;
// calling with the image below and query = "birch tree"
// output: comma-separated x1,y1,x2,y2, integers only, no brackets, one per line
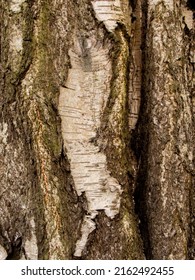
0,0,194,260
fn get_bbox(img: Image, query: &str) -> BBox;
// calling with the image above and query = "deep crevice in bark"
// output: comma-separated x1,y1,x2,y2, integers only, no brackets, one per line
5,236,22,260
187,0,195,11
133,0,152,260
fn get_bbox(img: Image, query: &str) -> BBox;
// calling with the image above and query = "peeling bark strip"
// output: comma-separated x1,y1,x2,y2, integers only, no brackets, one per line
59,40,123,256
0,0,144,260
92,0,132,33
58,0,144,259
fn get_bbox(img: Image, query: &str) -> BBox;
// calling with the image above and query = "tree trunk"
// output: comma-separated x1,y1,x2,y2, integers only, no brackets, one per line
135,0,195,259
0,0,194,260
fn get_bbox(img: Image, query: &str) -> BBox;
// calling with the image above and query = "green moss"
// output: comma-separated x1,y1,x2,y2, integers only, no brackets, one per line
42,118,63,160
29,1,77,259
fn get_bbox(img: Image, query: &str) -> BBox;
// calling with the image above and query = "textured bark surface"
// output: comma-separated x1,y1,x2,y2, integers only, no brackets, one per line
135,0,195,259
0,0,194,260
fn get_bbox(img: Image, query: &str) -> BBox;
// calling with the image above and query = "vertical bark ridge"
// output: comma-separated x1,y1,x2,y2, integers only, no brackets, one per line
184,0,195,260
22,0,85,259
1,0,84,259
0,0,37,259
129,0,142,130
135,0,194,259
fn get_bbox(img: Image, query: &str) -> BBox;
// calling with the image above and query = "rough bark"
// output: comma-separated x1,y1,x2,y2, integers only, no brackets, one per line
135,0,195,259
0,0,194,260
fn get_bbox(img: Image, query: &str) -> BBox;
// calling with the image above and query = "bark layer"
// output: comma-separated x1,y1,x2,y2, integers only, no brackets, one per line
135,0,195,259
0,0,144,260
0,0,194,259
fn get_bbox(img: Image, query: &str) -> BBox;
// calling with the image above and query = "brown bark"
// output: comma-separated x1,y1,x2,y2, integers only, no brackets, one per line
0,0,194,260
135,0,195,259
